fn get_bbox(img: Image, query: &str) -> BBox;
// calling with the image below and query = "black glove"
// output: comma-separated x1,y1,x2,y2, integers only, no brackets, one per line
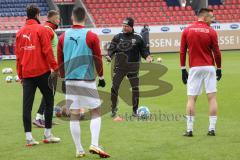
48,71,58,90
216,69,222,81
98,79,106,87
181,69,188,85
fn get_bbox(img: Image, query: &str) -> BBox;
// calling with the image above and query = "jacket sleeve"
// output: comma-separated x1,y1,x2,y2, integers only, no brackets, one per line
139,35,150,59
141,30,150,47
39,27,58,70
145,31,150,47
180,29,188,68
15,34,23,79
107,34,119,58
57,32,65,78
210,30,222,68
86,31,103,77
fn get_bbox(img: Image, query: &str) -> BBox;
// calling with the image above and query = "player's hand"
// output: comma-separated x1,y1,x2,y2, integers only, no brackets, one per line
216,69,222,81
50,69,59,78
181,69,188,84
20,79,23,85
98,77,106,87
146,55,153,63
105,55,112,62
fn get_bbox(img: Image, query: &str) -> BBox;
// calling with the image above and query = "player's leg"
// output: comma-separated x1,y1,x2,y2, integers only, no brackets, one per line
207,93,217,136
127,71,139,116
34,76,58,127
184,67,203,136
184,95,198,136
111,69,127,117
205,66,218,136
22,78,39,146
33,97,45,128
70,109,85,158
89,107,110,158
37,72,60,143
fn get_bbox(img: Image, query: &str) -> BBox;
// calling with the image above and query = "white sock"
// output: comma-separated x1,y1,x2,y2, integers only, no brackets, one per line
209,116,217,131
70,121,84,152
25,132,33,140
90,117,101,147
186,116,194,132
44,128,51,137
36,113,43,120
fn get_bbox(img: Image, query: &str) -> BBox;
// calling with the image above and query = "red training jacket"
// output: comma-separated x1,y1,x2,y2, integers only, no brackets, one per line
180,21,221,69
15,19,58,79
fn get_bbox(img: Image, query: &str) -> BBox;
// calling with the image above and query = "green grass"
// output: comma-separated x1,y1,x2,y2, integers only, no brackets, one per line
0,51,240,160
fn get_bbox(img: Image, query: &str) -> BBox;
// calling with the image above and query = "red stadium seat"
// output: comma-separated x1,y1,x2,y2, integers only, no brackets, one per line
219,5,224,10
168,6,174,11
162,6,168,11
213,5,219,10
172,11,178,17
231,5,236,9
225,5,231,9
186,6,192,10
165,11,171,17
174,6,180,11
223,10,228,15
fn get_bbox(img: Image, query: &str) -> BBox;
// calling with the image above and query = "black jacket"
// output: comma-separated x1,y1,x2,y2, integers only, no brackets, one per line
108,31,150,71
140,27,150,48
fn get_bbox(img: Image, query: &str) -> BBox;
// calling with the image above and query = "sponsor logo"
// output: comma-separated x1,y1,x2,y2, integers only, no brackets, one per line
211,25,221,30
132,39,136,45
230,24,239,29
102,28,111,34
161,27,170,32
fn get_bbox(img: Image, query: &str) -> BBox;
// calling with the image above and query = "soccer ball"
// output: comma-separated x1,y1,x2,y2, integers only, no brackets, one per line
5,76,13,83
137,106,150,119
54,106,62,117
2,68,13,74
157,57,162,63
14,75,20,82
2,68,8,74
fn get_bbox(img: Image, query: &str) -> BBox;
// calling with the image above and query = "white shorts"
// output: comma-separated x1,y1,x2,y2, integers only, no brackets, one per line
65,80,101,109
187,66,217,96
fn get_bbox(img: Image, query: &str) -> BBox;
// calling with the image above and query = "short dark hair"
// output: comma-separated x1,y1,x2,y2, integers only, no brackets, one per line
198,8,213,17
72,7,85,23
47,10,59,19
26,4,40,19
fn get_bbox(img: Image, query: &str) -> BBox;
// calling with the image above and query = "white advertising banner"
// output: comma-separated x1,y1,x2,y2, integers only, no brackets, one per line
87,23,240,53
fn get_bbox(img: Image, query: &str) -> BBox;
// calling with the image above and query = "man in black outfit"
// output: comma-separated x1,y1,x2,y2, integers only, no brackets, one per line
140,24,150,52
106,17,153,118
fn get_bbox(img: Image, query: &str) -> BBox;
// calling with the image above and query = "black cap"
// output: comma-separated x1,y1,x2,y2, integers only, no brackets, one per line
123,17,134,28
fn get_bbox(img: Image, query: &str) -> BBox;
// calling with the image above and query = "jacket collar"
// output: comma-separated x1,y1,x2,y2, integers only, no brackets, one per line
123,29,134,36
196,21,208,26
26,18,41,25
72,25,85,29
44,21,58,30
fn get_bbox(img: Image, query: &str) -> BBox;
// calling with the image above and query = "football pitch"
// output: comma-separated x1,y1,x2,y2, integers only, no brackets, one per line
0,50,240,160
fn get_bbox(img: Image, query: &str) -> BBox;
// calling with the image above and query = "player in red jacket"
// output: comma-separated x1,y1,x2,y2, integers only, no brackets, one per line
15,4,60,146
180,8,222,137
